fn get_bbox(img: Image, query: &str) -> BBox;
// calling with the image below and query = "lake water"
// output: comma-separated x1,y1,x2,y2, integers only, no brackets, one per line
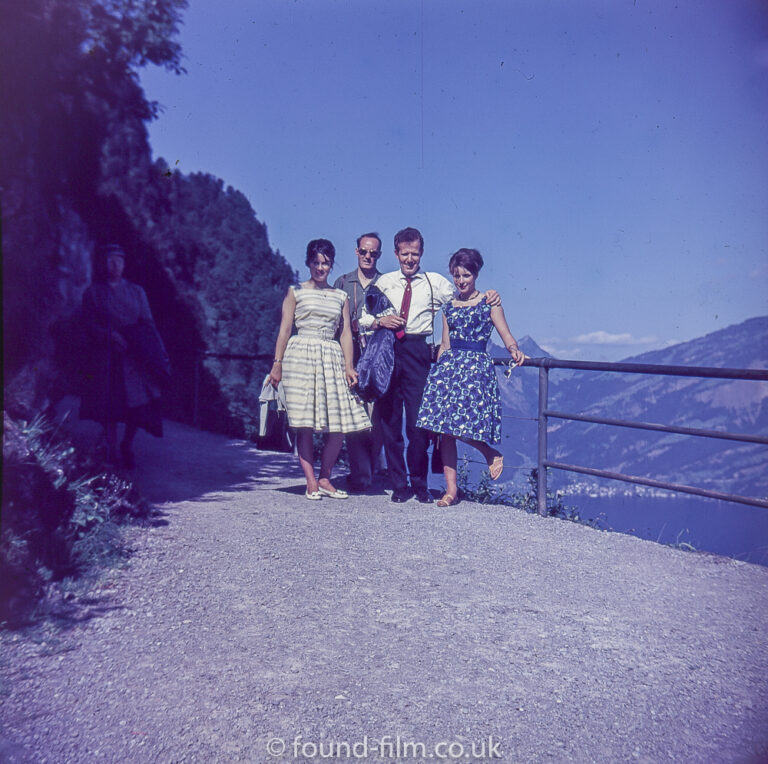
561,492,768,567
453,450,768,567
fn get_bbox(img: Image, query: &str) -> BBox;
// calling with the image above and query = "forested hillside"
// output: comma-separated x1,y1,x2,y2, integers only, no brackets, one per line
1,0,294,435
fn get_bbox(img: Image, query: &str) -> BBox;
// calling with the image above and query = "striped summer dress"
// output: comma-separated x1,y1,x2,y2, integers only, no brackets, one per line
282,285,371,433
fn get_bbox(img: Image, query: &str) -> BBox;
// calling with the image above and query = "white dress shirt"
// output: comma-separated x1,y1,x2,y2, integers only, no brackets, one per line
359,269,455,336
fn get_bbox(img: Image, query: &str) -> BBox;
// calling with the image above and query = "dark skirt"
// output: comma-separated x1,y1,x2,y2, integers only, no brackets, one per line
79,350,163,436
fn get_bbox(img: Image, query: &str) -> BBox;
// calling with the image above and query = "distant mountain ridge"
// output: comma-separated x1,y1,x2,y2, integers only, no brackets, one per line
493,317,768,497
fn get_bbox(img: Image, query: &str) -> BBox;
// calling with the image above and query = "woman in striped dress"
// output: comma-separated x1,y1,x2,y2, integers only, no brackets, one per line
268,239,371,499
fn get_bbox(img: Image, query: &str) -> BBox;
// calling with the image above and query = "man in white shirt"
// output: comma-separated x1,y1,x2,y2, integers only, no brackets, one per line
359,227,499,502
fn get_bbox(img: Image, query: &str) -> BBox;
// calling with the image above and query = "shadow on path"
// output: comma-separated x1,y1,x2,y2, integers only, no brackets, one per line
134,421,298,504
55,397,300,505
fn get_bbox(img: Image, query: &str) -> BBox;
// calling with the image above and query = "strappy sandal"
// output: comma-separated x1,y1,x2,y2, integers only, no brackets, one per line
489,455,504,481
436,493,457,507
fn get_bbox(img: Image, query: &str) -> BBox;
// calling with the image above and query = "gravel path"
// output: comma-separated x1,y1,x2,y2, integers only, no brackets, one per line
2,420,768,763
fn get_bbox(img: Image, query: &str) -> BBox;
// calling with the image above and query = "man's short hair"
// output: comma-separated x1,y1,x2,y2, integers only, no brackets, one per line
356,232,382,250
394,227,424,254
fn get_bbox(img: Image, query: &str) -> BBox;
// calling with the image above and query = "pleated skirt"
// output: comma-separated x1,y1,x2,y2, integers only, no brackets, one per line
282,335,371,433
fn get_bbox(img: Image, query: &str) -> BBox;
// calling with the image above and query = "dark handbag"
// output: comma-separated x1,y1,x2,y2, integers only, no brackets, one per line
256,404,294,453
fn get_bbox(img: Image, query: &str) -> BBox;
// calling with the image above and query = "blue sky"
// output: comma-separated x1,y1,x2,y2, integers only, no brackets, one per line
140,0,768,360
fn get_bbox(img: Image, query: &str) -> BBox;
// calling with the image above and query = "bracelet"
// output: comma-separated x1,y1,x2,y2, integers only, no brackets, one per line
273,359,282,364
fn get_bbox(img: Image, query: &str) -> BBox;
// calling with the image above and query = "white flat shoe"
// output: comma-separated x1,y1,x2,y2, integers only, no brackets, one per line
317,486,348,499
305,490,322,501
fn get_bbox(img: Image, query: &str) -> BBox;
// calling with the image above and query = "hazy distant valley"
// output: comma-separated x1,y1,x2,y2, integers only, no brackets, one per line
488,316,768,499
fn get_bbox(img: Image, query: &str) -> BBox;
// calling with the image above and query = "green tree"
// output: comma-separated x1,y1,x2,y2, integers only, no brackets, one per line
1,0,187,378
2,0,294,438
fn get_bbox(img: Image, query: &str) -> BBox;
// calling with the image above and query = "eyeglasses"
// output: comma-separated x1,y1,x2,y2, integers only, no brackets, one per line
358,248,381,258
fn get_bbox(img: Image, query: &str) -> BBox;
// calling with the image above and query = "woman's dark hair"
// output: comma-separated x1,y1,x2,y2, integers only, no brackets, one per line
305,238,336,266
449,248,484,277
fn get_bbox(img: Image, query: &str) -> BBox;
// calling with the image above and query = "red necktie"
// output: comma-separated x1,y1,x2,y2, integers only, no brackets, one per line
395,276,413,341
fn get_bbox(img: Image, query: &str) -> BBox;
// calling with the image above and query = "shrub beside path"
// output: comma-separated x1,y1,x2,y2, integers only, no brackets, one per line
2,420,767,762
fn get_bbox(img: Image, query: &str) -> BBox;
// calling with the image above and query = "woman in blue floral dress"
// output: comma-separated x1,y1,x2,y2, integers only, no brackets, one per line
417,249,525,506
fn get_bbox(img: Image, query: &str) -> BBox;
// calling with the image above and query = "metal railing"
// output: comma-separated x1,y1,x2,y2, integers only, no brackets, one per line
194,350,768,513
508,357,768,515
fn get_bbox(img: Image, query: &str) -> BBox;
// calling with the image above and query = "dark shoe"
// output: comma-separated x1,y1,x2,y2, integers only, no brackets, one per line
414,488,432,503
391,488,413,503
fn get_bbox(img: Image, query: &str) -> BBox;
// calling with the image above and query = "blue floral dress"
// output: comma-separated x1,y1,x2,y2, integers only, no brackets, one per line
417,300,501,445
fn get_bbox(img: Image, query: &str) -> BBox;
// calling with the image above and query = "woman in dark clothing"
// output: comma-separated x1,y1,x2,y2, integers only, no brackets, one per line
80,244,169,467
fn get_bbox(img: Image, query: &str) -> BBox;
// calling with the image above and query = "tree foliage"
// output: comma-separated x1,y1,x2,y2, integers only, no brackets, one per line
0,0,187,376
1,411,148,625
1,0,294,437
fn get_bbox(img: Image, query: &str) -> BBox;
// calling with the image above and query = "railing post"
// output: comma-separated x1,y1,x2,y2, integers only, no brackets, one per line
537,366,549,516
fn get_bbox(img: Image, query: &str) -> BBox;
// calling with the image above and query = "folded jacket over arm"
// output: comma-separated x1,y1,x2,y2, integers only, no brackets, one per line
355,286,396,402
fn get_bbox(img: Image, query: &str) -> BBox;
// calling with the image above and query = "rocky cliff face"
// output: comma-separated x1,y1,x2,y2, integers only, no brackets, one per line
3,171,293,438
2,187,94,414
